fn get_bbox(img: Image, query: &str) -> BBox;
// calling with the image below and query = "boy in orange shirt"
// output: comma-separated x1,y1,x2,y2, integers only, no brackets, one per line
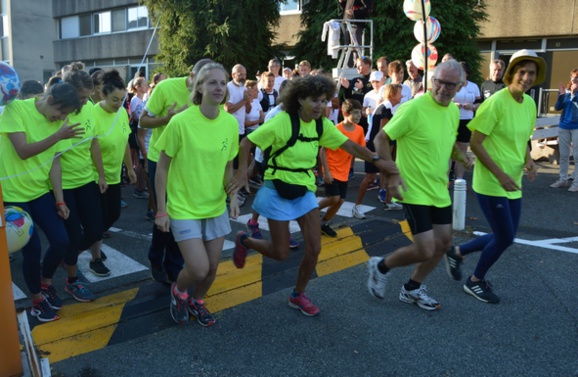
319,99,366,237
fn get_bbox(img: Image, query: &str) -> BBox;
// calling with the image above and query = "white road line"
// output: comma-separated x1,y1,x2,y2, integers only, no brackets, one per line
317,199,375,218
473,231,578,255
12,282,26,300
232,214,302,233
78,244,148,283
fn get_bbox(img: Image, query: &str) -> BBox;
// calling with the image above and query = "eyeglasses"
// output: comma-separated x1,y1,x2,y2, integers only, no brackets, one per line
432,78,461,90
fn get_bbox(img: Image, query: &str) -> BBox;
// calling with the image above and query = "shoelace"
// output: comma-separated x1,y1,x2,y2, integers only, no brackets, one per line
194,302,211,317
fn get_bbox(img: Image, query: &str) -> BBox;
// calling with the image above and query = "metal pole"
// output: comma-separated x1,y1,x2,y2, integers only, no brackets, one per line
0,185,24,377
420,0,428,92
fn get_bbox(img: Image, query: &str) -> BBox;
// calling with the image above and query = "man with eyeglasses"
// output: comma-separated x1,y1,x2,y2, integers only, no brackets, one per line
367,60,471,311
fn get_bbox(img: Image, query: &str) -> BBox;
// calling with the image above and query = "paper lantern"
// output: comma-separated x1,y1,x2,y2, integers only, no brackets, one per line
411,43,438,70
413,16,441,43
403,0,431,21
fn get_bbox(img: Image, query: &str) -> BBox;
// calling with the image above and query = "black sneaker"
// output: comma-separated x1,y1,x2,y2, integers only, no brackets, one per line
321,223,337,238
31,299,59,322
100,250,107,261
444,246,463,280
463,278,500,304
188,298,215,327
89,258,111,277
41,284,63,310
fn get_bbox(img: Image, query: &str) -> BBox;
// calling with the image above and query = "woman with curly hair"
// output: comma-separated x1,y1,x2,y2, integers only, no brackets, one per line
231,75,398,316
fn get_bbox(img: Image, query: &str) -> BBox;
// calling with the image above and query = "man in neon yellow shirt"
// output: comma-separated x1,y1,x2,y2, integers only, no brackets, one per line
368,60,471,311
140,59,212,283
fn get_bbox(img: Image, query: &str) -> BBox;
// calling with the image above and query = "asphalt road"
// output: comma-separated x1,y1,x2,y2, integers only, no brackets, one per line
9,160,578,377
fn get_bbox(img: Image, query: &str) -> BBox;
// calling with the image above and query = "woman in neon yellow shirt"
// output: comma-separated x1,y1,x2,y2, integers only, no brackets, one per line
155,63,240,327
0,82,83,322
230,75,399,317
60,62,107,302
87,70,136,275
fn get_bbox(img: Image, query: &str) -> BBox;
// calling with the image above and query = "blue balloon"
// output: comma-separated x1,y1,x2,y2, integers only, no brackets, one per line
0,62,21,106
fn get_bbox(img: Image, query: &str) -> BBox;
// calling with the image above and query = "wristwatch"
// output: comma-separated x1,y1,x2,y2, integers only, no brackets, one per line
372,155,381,163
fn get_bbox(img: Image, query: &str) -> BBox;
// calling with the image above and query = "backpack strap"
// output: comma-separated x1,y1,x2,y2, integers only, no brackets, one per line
265,113,324,175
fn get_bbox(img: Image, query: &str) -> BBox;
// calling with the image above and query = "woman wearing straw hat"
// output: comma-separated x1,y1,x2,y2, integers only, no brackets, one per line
445,49,546,304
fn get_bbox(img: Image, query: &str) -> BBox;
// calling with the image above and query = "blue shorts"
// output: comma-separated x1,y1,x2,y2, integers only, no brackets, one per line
252,181,319,221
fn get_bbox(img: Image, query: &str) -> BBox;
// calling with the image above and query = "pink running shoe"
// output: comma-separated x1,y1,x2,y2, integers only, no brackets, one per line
288,292,320,316
234,231,250,269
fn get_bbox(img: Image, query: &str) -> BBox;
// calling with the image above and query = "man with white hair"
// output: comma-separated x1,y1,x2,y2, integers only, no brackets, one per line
404,60,423,98
367,60,471,311
481,59,506,100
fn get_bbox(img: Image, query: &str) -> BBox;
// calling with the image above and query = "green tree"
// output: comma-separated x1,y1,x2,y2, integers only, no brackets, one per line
294,0,488,84
144,0,284,77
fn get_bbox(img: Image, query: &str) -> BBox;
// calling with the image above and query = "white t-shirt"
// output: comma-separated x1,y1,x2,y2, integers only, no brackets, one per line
363,90,382,112
226,81,247,134
453,80,481,120
246,99,263,132
274,76,286,92
379,84,412,105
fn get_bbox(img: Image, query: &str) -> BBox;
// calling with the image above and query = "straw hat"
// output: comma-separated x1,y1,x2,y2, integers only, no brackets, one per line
503,49,546,86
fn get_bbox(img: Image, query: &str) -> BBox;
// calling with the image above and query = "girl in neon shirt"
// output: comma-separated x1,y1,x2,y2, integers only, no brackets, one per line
155,63,240,327
0,83,83,322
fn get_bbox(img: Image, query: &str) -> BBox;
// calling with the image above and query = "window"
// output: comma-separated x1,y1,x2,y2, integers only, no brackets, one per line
127,6,148,29
112,9,126,32
93,11,111,34
280,0,309,13
61,16,79,39
79,14,91,36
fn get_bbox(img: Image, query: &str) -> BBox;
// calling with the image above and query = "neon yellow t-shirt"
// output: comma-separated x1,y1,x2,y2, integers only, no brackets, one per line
468,88,536,199
155,106,238,219
0,98,70,202
93,103,130,185
248,111,348,192
384,92,459,207
145,77,192,163
61,102,98,189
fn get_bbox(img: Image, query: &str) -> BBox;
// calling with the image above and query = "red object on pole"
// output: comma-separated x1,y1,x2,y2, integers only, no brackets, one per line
0,185,24,377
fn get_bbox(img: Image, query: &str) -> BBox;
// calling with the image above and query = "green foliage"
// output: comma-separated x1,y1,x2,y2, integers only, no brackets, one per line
144,0,284,77
294,0,488,84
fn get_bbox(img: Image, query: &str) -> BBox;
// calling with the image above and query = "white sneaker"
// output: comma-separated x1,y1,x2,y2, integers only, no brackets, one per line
568,183,578,192
550,179,569,188
399,285,441,311
367,257,390,299
352,205,366,219
384,202,403,211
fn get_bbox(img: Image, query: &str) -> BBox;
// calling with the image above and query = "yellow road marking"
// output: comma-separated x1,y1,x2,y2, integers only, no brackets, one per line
32,288,138,363
317,228,368,277
206,254,263,312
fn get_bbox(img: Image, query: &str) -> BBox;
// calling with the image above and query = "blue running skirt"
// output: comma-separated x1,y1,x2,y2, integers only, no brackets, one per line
252,181,318,221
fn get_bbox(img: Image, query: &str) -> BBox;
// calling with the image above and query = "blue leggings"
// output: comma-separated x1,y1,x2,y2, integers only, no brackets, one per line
6,193,69,295
459,193,521,280
63,182,103,266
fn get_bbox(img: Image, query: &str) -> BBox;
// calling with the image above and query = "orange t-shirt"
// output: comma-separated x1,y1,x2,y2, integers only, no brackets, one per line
325,122,366,181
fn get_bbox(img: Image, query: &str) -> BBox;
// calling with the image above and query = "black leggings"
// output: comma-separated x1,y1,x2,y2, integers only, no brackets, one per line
63,182,103,266
100,183,121,231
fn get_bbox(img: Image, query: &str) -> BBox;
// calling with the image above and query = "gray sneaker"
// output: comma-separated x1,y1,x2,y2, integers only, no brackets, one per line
550,179,569,188
399,285,440,311
367,257,390,299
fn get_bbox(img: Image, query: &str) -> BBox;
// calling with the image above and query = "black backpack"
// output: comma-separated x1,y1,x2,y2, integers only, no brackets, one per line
263,112,324,176
259,89,278,113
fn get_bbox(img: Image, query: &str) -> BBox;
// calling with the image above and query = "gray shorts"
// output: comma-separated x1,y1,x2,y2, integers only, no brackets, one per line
170,211,232,242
